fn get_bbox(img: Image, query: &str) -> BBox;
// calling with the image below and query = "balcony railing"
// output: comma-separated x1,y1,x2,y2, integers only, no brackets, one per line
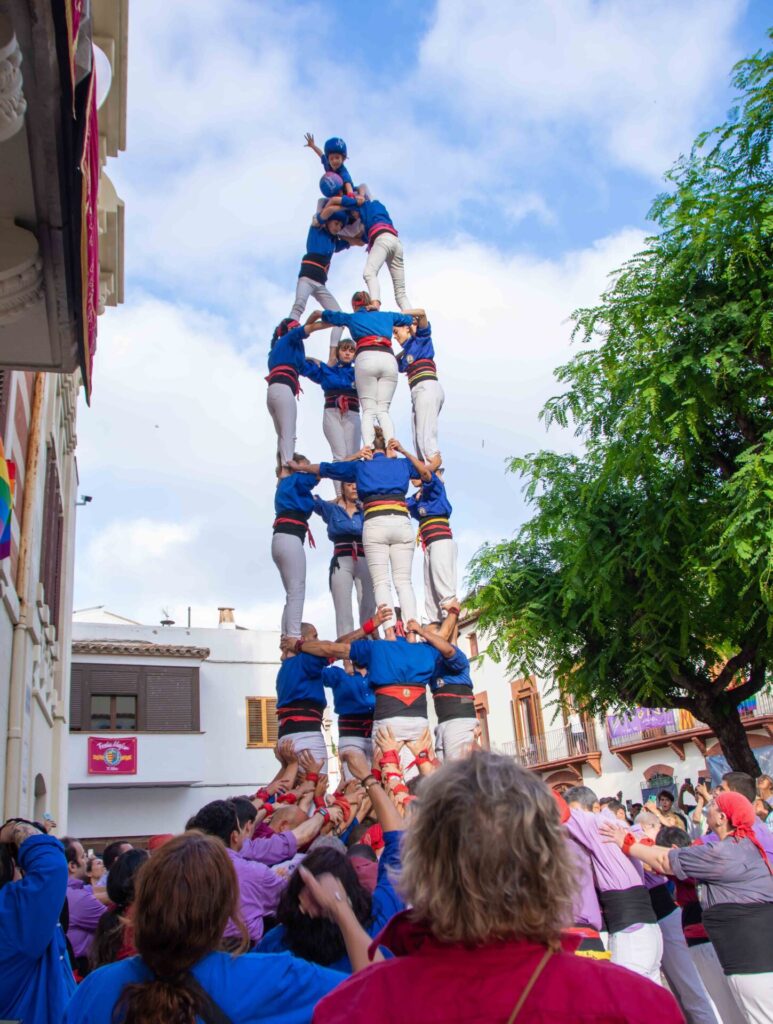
493,721,599,769
606,691,773,751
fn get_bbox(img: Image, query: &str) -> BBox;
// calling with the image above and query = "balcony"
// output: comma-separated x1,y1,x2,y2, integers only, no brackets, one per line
493,721,602,777
606,692,773,768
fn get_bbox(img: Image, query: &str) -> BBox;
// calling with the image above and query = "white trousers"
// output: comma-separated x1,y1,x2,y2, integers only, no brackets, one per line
374,714,428,779
339,736,373,781
424,538,458,623
658,909,718,1024
323,406,361,496
284,730,329,772
354,351,398,445
609,922,663,984
688,943,747,1024
266,382,297,467
363,514,417,622
290,277,343,346
271,533,305,638
411,379,444,462
363,234,411,311
330,554,376,638
322,407,361,461
435,718,478,761
726,972,773,1024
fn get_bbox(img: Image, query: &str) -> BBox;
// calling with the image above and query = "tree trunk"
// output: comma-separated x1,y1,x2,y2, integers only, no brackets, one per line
692,697,761,776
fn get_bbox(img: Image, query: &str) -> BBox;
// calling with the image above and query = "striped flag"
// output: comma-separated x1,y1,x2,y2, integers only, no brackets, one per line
0,437,14,560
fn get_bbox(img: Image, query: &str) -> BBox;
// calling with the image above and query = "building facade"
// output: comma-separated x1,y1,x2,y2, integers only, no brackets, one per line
67,613,337,846
459,613,773,802
0,0,128,824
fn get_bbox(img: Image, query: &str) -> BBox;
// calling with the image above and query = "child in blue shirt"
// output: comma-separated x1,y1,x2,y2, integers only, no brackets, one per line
304,133,355,196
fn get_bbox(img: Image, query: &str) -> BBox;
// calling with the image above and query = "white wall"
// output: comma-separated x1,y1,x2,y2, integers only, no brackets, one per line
68,621,285,840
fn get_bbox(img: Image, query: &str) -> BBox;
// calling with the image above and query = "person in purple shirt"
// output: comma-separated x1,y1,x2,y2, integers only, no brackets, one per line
186,799,333,947
63,836,107,967
563,786,663,983
706,771,773,860
231,796,331,868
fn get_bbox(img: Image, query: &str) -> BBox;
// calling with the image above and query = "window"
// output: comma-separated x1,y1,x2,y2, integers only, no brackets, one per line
246,697,279,748
70,663,200,732
511,677,545,761
468,632,479,658
90,695,137,730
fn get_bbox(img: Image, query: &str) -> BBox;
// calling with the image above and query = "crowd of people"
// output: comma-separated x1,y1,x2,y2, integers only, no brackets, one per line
2,754,773,1022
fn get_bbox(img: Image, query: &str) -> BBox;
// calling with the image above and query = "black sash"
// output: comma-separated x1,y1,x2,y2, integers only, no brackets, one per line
598,885,656,933
703,902,773,974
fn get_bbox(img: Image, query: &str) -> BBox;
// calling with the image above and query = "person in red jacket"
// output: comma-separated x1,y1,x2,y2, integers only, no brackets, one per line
313,752,683,1024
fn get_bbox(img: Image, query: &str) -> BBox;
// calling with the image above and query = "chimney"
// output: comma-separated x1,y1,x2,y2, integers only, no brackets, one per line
218,607,236,629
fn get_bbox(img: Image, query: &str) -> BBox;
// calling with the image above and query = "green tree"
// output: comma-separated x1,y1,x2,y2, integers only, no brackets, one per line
469,36,773,776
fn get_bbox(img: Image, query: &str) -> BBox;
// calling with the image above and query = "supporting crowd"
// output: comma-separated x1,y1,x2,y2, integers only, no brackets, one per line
1,137,772,1024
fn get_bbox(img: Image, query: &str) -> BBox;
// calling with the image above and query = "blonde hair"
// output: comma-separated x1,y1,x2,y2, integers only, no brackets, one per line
397,752,576,946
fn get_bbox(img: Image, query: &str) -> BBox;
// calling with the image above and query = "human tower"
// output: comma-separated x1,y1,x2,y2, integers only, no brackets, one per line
265,134,479,785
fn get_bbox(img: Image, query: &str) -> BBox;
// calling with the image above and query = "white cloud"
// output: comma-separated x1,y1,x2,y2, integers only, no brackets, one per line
419,0,747,176
504,193,557,226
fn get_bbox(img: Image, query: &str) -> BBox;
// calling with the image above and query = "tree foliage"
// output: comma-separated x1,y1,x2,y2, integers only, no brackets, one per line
468,36,773,774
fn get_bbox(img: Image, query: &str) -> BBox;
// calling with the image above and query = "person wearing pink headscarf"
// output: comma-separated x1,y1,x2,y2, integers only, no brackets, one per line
603,790,773,1024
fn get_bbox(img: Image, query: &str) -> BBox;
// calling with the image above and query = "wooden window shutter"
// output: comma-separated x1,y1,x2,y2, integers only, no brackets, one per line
70,664,86,729
0,369,10,443
39,445,64,636
246,697,278,748
144,668,199,731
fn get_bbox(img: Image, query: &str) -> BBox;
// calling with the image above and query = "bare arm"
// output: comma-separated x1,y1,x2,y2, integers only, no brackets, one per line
304,132,324,159
336,604,392,643
389,439,431,481
599,822,674,875
298,868,385,971
280,636,352,661
406,619,455,659
342,747,406,833
401,308,428,329
438,605,459,643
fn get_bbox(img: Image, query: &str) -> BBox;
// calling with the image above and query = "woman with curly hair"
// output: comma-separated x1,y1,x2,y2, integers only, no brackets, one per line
314,753,683,1024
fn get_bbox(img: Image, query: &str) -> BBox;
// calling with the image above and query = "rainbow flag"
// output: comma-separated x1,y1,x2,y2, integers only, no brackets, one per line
0,436,14,560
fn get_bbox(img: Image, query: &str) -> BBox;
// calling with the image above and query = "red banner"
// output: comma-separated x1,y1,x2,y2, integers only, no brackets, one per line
88,736,137,775
79,62,100,398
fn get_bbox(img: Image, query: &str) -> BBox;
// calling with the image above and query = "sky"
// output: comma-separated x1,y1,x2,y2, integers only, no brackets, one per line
73,0,771,636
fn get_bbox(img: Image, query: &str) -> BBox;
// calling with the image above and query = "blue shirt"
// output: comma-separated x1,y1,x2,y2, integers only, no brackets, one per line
303,223,350,259
301,360,356,396
320,154,354,189
274,473,318,517
341,197,395,237
63,948,342,1024
432,647,473,693
256,830,404,973
313,497,364,543
324,664,375,716
276,653,327,707
397,322,435,374
321,309,413,341
268,324,307,372
349,637,439,687
320,452,413,502
407,473,452,521
0,834,76,1024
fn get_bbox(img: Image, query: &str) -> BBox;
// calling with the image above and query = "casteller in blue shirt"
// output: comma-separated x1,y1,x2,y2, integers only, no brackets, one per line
349,637,438,688
324,664,375,717
275,653,327,709
62,948,343,1024
321,452,413,504
0,832,76,1024
407,473,453,521
321,308,412,343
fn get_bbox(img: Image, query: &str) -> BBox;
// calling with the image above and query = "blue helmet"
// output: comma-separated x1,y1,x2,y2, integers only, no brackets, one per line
320,171,344,198
324,137,347,158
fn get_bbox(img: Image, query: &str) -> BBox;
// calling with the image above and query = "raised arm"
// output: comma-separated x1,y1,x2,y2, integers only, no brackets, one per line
304,132,324,159
406,619,455,659
401,308,428,330
336,604,393,643
341,747,405,834
388,439,431,481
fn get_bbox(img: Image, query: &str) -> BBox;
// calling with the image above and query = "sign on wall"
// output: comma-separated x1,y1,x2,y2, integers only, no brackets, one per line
88,736,137,775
